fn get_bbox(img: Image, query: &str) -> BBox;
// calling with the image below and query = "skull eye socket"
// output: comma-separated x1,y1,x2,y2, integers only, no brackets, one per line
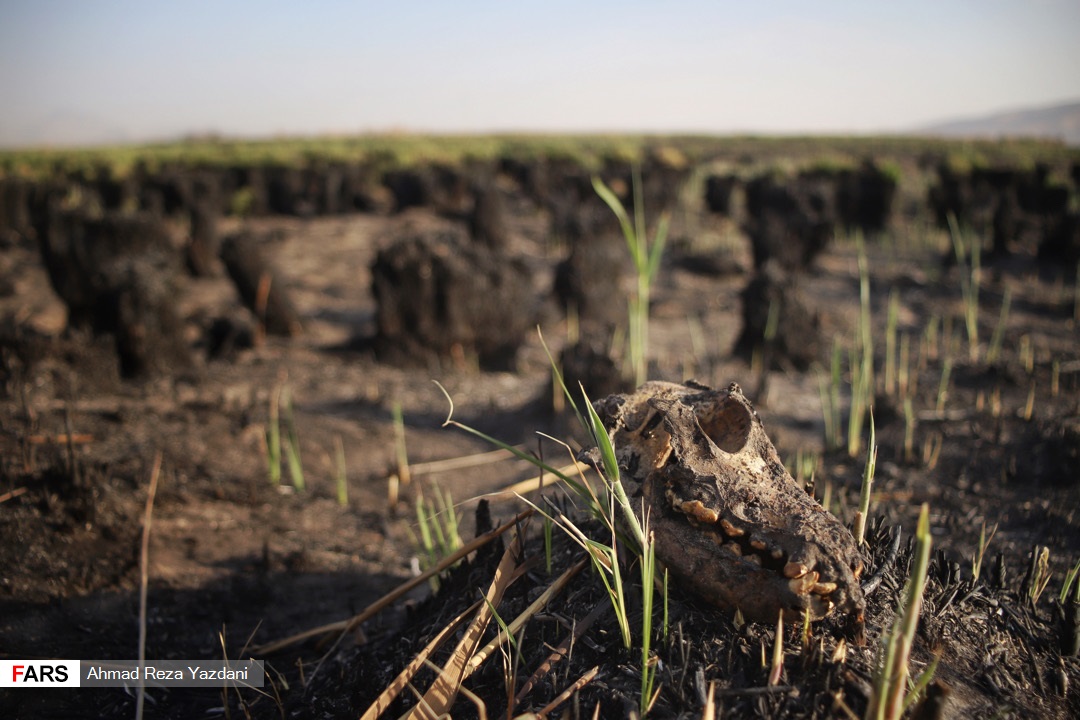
640,409,665,437
695,396,752,454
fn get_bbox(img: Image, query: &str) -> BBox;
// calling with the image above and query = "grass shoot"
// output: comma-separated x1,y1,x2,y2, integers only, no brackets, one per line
947,213,981,363
867,503,933,720
1026,545,1052,605
392,400,411,489
435,331,665,713
266,384,282,485
971,521,998,582
853,410,878,546
280,386,305,491
1060,558,1080,604
334,434,348,507
848,234,875,458
593,168,670,387
884,288,900,396
410,482,463,591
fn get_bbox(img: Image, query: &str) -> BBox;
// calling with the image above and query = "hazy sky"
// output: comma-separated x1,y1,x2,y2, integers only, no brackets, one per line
2,0,1078,147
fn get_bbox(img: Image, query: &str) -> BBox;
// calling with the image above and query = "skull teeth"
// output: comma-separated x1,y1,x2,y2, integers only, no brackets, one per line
788,570,819,594
810,595,835,618
719,518,744,537
679,500,719,524
783,562,810,579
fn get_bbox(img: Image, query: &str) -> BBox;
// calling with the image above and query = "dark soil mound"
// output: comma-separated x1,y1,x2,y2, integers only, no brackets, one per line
372,230,536,370
38,209,192,378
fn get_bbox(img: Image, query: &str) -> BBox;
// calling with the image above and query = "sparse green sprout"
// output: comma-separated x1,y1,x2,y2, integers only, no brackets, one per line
898,332,913,400
820,480,834,518
640,528,659,715
582,386,646,552
947,213,981,363
576,519,632,650
656,569,665,643
439,335,662,714
410,483,463,591
280,386,305,491
1058,558,1080,605
922,314,940,366
764,296,781,344
786,449,819,487
592,168,670,387
868,503,933,720
903,397,916,463
334,434,348,507
1019,334,1034,374
392,400,411,489
884,289,900,396
848,235,875,458
902,650,942,716
266,385,282,485
853,410,877,546
922,432,943,470
1026,546,1052,605
818,338,844,452
801,607,813,649
768,612,785,687
972,521,998,582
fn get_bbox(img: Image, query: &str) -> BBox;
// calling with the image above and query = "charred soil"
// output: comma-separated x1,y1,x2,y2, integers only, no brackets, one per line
0,154,1079,719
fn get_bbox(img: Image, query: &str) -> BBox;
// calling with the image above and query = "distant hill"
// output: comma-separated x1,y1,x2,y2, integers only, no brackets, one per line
916,99,1080,146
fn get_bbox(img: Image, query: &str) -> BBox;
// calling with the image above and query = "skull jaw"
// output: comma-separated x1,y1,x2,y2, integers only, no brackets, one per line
645,476,864,624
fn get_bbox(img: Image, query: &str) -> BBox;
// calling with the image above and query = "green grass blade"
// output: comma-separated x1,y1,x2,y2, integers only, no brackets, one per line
334,434,348,506
591,176,640,267
582,386,645,552
854,409,877,544
267,385,282,485
645,212,671,282
901,652,941,715
434,380,595,506
538,328,587,434
633,164,646,253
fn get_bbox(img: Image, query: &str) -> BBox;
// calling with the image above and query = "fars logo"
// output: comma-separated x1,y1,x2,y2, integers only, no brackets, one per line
0,660,81,687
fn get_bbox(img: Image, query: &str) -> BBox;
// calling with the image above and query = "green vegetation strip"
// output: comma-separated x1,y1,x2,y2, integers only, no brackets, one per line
3,133,1076,180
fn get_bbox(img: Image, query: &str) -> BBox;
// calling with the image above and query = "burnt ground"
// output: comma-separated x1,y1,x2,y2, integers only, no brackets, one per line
1,185,1079,718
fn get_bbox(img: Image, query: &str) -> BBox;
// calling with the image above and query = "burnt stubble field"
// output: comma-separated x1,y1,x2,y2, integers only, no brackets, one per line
1,136,1079,718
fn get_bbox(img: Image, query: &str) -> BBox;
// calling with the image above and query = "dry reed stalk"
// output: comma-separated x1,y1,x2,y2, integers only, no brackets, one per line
480,461,591,501
465,557,587,676
408,447,520,476
0,487,28,504
136,452,163,720
535,666,600,718
359,601,481,720
254,508,533,655
406,530,525,719
516,600,608,706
